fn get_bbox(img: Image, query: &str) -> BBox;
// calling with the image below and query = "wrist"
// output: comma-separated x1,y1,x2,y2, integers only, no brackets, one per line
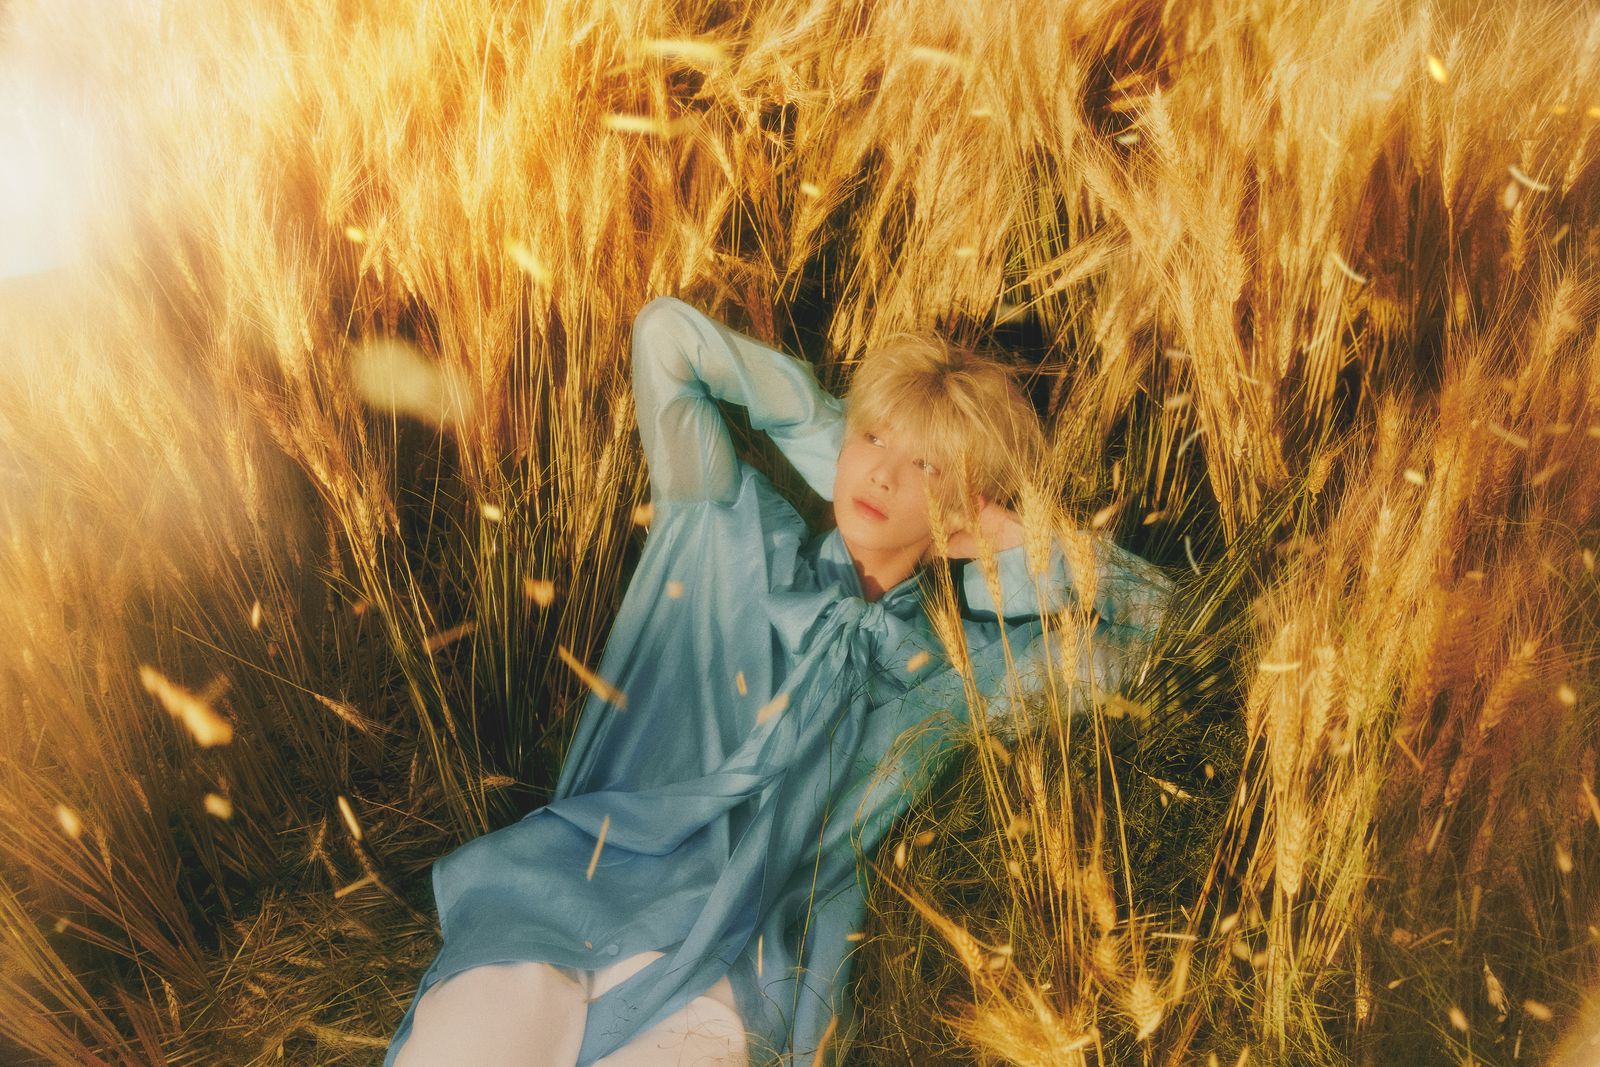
990,507,1026,552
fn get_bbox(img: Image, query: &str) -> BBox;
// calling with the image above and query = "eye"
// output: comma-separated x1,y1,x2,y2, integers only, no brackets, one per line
865,431,883,446
916,459,940,476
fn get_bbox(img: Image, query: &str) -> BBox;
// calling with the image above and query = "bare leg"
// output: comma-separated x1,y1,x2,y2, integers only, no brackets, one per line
391,960,589,1067
590,953,748,1067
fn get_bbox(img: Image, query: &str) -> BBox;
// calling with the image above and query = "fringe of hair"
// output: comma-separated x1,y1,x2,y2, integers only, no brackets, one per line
843,332,1045,510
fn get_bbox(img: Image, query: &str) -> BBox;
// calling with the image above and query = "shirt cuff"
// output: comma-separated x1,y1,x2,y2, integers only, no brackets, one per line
959,542,1077,622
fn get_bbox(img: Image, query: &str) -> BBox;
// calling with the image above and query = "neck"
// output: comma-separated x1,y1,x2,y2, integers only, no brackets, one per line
845,540,927,602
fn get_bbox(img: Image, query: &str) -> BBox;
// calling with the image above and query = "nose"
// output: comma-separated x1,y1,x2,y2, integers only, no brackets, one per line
867,455,893,491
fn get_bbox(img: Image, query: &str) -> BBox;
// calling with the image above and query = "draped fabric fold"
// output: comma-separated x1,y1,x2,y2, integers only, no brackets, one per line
384,465,956,1066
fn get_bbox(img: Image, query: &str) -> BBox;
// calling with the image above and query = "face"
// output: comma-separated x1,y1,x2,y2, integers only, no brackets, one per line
832,420,954,564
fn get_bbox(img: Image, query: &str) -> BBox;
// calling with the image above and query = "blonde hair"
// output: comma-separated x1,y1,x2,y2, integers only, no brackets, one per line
843,331,1046,511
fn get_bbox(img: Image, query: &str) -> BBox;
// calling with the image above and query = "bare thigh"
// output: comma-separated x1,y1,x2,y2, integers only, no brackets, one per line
590,952,747,1067
391,960,588,1067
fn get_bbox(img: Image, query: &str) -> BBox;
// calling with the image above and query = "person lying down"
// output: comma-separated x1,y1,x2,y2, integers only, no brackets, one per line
384,294,1175,1067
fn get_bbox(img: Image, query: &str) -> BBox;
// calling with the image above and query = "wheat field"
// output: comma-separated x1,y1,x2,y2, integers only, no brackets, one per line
2,0,1598,1063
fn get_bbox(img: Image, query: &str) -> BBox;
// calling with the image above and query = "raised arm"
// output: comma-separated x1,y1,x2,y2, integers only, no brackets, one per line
630,295,846,505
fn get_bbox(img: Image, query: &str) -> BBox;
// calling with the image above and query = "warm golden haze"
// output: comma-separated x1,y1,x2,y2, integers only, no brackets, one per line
0,0,1597,1063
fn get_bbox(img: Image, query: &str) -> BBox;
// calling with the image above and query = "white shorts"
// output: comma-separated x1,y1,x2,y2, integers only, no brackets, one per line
391,950,747,1067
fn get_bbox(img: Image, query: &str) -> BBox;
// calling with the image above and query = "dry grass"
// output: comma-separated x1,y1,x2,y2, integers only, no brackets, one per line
1,0,1598,1063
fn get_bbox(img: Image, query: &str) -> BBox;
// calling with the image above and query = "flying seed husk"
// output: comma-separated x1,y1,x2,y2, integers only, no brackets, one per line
350,338,475,429
504,239,553,286
139,665,234,747
557,645,627,708
639,37,728,64
756,691,789,724
601,114,692,137
424,620,476,654
1329,250,1369,284
333,874,375,899
54,804,83,839
1508,164,1550,192
907,45,973,71
585,815,610,880
523,577,555,606
335,795,363,841
203,793,233,819
1099,693,1148,720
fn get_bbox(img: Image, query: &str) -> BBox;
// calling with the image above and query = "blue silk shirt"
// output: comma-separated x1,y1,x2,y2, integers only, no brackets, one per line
383,296,1174,1066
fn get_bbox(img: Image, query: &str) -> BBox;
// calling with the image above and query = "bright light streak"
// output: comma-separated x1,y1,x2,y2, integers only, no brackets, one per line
0,73,95,280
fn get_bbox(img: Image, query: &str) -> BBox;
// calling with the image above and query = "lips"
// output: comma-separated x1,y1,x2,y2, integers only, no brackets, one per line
853,496,888,521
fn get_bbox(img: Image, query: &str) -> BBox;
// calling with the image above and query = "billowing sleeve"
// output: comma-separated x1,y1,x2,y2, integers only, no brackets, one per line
959,531,1175,726
630,295,846,505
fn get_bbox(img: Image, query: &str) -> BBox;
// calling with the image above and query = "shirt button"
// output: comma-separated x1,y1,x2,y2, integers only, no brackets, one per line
606,944,620,956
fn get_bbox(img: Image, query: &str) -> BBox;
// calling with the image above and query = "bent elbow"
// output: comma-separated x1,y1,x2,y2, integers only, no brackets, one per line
631,295,693,363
